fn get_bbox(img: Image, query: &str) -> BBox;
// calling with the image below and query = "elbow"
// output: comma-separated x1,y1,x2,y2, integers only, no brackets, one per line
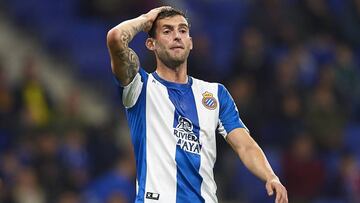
107,28,122,46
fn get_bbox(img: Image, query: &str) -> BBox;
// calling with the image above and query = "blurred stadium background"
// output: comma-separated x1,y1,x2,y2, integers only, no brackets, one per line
0,0,360,203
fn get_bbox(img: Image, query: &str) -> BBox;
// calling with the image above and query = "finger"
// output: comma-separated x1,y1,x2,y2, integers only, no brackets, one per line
284,189,288,203
149,6,169,15
157,6,172,12
162,6,173,10
152,6,172,17
276,188,286,203
281,192,287,203
266,182,274,196
279,186,288,203
275,189,281,203
273,185,283,203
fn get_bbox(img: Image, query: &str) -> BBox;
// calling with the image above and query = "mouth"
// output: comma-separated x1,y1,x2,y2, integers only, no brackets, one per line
170,45,184,50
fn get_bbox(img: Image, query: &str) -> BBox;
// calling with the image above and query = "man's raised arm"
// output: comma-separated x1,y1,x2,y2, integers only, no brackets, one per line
106,6,171,86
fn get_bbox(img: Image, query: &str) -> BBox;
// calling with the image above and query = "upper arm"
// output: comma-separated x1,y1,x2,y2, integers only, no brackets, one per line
107,29,140,86
217,84,248,139
226,128,258,156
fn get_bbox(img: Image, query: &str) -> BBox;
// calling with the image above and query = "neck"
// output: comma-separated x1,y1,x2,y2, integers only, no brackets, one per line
156,60,188,84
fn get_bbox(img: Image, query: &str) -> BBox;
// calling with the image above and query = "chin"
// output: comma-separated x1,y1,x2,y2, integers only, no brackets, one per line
163,59,185,68
159,52,188,68
172,53,187,61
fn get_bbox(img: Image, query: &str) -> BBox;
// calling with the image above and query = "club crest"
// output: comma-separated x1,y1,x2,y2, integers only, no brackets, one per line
202,91,217,110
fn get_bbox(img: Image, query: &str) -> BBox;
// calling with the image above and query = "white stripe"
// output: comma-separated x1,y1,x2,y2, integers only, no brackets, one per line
122,73,143,108
217,119,228,139
145,74,177,202
192,78,219,203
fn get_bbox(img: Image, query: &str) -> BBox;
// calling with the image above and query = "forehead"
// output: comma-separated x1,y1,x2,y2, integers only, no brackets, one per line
156,15,189,28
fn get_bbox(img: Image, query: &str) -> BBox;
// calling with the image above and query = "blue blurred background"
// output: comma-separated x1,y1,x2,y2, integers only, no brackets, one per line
0,0,360,203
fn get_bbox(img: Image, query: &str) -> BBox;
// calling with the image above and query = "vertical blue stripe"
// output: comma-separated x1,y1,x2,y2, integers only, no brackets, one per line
167,85,204,203
125,69,148,203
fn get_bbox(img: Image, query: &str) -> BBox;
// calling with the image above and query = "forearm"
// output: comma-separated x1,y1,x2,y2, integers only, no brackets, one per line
227,129,278,182
107,15,147,49
237,143,278,182
227,128,288,202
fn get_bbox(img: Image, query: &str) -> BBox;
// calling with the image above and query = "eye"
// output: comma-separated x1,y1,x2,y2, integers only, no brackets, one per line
163,30,171,34
179,27,188,34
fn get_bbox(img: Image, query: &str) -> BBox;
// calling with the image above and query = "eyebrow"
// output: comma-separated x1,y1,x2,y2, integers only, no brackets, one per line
178,23,189,28
161,23,189,29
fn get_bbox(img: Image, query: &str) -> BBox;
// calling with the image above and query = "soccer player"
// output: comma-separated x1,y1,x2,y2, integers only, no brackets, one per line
106,6,288,203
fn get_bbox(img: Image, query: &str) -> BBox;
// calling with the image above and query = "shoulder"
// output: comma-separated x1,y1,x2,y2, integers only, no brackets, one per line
191,76,221,89
190,77,230,99
192,77,230,93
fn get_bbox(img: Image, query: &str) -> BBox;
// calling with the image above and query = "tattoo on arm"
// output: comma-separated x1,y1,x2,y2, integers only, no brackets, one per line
114,29,140,83
115,48,139,79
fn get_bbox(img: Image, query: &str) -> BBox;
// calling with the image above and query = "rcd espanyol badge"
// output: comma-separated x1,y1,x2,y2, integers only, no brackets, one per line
202,91,218,110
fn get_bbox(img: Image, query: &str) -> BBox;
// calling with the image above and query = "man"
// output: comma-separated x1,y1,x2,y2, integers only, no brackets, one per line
106,6,288,203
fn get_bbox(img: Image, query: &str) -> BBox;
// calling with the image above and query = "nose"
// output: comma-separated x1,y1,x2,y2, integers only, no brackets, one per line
173,31,181,41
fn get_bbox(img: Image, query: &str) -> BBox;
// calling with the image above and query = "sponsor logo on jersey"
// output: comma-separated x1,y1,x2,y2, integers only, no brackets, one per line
146,192,160,200
174,116,202,154
202,91,217,110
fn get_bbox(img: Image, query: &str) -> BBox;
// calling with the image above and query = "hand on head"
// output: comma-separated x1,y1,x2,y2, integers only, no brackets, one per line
142,6,173,32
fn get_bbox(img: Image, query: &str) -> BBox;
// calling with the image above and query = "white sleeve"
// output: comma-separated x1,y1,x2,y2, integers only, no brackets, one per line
122,73,143,108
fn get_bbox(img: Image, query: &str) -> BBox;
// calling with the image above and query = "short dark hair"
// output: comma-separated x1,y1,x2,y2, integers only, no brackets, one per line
148,8,188,38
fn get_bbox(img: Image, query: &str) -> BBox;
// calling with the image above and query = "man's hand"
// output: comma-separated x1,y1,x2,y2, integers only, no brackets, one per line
265,177,288,203
142,6,173,32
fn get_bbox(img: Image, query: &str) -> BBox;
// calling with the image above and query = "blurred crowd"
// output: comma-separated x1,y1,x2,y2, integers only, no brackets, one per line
1,0,360,203
0,55,136,203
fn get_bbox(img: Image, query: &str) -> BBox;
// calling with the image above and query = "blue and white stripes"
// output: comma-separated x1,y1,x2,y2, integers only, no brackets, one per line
116,69,246,203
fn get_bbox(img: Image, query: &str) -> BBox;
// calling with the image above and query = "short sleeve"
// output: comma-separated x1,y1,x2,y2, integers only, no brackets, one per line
113,68,147,108
217,84,248,138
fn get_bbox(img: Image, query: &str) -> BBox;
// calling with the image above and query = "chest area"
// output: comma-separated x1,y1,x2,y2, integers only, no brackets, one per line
146,79,219,133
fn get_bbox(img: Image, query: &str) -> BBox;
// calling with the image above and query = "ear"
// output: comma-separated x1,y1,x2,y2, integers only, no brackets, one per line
146,38,156,51
190,37,193,50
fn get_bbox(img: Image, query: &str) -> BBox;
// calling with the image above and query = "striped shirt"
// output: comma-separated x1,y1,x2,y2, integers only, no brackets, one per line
115,68,247,203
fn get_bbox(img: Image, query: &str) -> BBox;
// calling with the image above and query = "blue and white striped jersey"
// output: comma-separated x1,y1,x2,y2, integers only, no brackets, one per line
115,68,247,203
